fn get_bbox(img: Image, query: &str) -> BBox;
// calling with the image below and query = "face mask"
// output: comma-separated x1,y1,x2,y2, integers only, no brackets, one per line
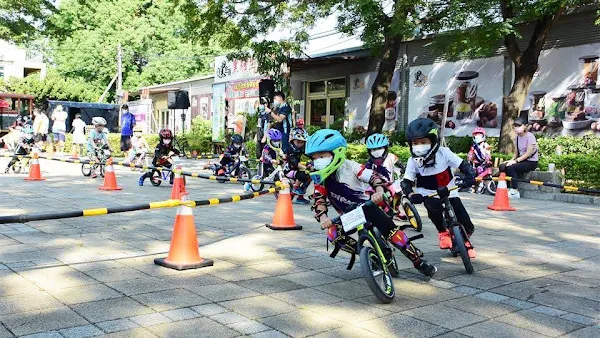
370,149,386,158
163,139,172,145
123,110,129,114
514,126,525,134
474,136,484,144
271,141,280,148
412,144,431,157
313,157,333,170
234,143,241,148
134,132,142,137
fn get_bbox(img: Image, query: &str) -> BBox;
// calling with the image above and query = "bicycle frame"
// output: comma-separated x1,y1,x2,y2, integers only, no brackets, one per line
356,224,392,275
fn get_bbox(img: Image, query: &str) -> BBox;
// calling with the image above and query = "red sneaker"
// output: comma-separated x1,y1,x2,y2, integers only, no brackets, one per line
438,231,452,249
465,240,476,258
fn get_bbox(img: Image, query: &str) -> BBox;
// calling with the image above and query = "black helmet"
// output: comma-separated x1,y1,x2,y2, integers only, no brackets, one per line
406,118,440,166
231,134,243,144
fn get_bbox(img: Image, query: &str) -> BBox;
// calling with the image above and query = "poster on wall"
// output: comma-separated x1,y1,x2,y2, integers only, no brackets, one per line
127,99,151,133
347,70,401,130
408,56,504,137
212,83,226,142
214,55,261,84
199,96,211,120
524,43,600,137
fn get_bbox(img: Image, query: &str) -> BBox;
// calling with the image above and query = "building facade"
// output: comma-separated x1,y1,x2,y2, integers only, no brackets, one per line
0,40,46,81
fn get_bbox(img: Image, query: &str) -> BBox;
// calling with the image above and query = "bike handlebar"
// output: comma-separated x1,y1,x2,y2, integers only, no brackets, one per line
426,186,459,198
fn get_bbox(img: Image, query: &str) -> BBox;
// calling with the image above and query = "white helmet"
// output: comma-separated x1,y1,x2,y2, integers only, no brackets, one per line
92,117,107,126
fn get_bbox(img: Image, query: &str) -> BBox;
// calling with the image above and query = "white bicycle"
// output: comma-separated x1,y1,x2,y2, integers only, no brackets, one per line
251,159,285,199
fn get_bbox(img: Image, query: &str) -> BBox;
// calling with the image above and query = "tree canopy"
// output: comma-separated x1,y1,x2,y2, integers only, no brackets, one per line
46,0,223,96
0,0,57,43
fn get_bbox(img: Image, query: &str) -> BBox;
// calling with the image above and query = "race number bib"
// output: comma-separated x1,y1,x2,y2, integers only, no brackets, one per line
340,206,367,232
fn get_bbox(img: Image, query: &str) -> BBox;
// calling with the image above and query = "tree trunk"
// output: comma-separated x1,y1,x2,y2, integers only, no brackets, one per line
367,34,402,134
499,62,537,152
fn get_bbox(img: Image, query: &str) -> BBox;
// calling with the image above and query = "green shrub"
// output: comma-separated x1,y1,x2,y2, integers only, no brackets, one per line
536,135,600,156
538,154,600,189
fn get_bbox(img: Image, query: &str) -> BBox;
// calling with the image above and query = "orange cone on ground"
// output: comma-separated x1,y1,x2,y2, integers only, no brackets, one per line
170,165,187,200
154,194,213,270
98,158,122,191
487,173,516,211
70,146,79,159
266,182,302,230
24,152,46,181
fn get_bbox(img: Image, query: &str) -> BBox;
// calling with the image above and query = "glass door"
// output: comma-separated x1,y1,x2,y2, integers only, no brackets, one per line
329,97,346,130
309,99,327,128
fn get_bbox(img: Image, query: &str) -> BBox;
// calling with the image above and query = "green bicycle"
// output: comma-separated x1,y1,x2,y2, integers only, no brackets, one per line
329,200,401,303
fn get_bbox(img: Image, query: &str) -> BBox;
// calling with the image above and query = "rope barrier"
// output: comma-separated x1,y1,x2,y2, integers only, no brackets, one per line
0,185,285,224
476,176,600,194
1,153,279,186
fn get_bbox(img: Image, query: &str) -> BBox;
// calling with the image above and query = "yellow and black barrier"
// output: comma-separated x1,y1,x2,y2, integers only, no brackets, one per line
2,153,279,186
476,176,600,195
0,185,285,224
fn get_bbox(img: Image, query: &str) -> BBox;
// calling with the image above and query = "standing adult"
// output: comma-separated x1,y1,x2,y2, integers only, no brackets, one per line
499,117,539,199
120,104,136,152
51,105,68,155
33,109,49,150
266,91,293,152
256,98,271,159
71,114,87,156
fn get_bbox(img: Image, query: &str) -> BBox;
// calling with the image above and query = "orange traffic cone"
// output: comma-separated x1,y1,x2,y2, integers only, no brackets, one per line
98,158,122,191
170,165,187,200
266,182,302,230
24,152,46,181
487,173,516,211
70,146,79,159
154,194,213,270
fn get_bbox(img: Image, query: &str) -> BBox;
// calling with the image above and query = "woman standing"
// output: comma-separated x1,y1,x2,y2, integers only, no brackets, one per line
499,117,539,199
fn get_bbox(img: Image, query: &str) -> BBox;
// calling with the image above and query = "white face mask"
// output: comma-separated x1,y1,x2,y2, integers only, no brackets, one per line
313,157,333,170
163,139,172,145
271,141,280,148
412,144,431,157
370,148,386,158
234,143,241,148
474,136,484,144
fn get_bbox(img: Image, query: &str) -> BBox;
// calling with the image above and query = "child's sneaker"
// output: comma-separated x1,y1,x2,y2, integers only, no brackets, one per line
508,189,520,199
438,231,452,249
415,260,437,277
292,187,306,195
4,167,9,174
138,176,144,186
91,173,97,178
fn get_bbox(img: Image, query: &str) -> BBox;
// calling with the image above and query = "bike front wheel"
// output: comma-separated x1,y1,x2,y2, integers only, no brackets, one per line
359,246,395,303
238,167,251,185
99,164,105,178
451,225,474,274
486,179,497,195
150,170,162,186
403,199,423,232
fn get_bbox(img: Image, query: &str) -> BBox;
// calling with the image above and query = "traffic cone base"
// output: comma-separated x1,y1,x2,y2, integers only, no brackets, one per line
155,195,213,270
99,159,122,190
70,147,79,159
24,155,46,181
266,185,302,230
487,173,516,211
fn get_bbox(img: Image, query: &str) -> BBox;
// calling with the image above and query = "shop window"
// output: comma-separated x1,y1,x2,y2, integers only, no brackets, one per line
309,81,326,94
327,78,346,92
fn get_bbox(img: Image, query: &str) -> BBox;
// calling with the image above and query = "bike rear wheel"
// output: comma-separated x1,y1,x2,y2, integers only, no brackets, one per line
486,180,497,195
360,246,395,303
99,164,105,178
238,167,251,185
81,163,91,176
403,199,423,232
451,225,474,274
12,162,22,174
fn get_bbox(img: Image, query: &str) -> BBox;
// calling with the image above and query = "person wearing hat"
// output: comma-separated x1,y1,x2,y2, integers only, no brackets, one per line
120,104,136,152
499,117,539,199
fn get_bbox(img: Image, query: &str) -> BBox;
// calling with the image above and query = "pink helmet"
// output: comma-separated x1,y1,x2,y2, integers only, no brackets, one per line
472,127,486,137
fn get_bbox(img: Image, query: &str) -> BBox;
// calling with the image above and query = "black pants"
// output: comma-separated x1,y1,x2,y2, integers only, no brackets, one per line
499,161,538,189
423,197,474,235
256,127,265,159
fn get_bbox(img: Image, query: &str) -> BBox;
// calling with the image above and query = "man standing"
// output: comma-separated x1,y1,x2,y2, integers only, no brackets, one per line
51,105,68,155
120,104,136,152
33,109,49,150
265,91,293,152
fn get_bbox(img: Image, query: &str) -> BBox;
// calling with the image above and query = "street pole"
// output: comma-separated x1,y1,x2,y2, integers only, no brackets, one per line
117,43,123,106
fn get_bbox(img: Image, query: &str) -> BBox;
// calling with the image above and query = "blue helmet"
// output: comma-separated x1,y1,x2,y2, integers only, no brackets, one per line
305,129,347,185
305,129,347,156
366,133,389,150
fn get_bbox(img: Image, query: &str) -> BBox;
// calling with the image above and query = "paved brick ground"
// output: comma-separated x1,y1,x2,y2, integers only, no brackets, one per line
0,155,598,337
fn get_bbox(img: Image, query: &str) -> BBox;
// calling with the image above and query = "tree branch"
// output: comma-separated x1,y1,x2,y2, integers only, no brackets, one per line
501,0,521,65
524,6,566,60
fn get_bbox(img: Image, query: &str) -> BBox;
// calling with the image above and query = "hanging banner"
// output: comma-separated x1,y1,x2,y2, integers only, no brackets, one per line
126,99,151,133
226,78,261,99
408,56,504,137
214,55,261,84
212,83,226,142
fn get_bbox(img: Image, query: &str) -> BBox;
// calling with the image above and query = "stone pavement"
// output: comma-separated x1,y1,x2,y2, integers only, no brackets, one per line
0,156,598,338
